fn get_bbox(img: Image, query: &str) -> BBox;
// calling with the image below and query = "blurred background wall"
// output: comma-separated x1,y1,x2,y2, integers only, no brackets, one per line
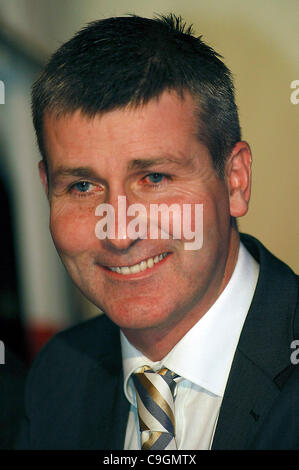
0,0,298,364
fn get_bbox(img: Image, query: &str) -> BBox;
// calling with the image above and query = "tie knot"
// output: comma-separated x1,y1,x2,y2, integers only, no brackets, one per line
134,366,180,394
135,365,178,379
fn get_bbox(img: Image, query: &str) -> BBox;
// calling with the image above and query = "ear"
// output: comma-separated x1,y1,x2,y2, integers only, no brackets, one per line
226,141,252,218
38,160,49,199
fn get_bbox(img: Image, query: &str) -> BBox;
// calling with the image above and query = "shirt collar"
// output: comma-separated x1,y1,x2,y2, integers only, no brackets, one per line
121,242,259,404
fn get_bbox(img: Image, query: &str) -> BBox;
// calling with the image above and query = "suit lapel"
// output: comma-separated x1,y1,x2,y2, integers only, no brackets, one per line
212,349,281,449
76,316,130,450
102,359,130,450
212,234,298,449
77,356,129,449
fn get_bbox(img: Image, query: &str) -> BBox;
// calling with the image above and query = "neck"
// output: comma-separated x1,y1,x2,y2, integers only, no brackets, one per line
122,229,240,361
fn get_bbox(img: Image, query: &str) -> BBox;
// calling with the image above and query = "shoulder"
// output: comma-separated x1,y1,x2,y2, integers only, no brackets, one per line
31,312,120,366
44,312,120,357
241,232,298,329
25,313,121,399
238,233,298,377
241,233,298,278
19,314,122,449
241,233,298,312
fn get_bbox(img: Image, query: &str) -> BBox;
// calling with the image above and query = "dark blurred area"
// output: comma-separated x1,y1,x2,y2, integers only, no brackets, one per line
0,27,85,367
0,28,42,367
0,173,29,364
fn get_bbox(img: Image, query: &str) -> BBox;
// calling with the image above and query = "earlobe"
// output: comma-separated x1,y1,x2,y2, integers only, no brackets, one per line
38,160,49,198
226,141,252,218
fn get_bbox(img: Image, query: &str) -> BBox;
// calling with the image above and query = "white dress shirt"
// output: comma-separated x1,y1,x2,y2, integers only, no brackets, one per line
121,242,259,450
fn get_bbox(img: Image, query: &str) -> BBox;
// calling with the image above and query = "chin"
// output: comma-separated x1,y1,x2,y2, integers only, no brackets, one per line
103,297,174,331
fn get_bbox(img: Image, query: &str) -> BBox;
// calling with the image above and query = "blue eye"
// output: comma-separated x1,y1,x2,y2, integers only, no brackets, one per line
74,181,91,192
148,173,164,184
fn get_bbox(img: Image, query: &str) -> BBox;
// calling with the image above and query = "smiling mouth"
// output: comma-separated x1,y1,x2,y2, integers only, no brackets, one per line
105,252,169,275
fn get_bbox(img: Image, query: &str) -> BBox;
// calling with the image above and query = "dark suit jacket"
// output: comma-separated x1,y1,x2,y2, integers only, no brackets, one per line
16,234,299,450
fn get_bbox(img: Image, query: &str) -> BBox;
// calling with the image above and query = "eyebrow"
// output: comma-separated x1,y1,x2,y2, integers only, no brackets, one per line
127,156,196,171
50,166,101,185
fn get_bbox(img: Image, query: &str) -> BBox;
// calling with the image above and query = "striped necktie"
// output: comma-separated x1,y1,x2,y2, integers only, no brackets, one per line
132,365,179,450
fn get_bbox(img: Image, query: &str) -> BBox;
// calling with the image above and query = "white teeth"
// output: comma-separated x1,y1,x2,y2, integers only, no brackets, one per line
108,253,168,275
120,267,130,275
130,264,141,274
140,261,147,271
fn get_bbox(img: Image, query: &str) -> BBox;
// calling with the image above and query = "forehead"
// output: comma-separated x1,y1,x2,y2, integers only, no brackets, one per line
43,91,200,170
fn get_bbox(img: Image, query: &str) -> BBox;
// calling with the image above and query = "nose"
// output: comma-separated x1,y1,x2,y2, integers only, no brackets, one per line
95,193,142,252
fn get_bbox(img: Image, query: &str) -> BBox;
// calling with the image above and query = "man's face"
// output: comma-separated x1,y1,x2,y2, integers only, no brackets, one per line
41,91,249,341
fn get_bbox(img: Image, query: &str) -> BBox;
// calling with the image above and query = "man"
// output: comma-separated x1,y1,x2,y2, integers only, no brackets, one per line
16,14,298,450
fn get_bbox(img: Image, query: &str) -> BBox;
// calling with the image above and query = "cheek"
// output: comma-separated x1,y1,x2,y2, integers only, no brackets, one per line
50,205,97,256
162,192,229,246
206,191,231,239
